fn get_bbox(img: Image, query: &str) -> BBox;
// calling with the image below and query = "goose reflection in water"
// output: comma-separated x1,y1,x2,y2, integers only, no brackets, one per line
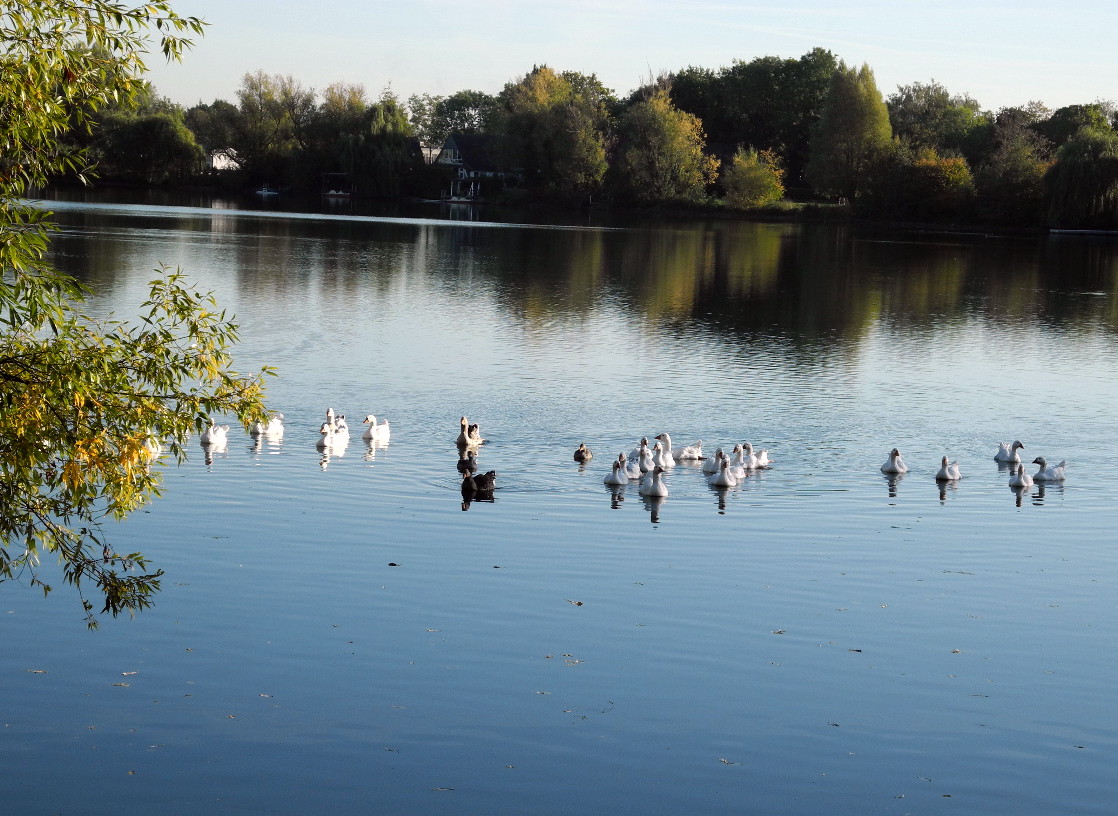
1012,480,1059,507
363,438,389,462
883,471,905,498
318,443,347,470
711,484,731,514
937,478,960,504
249,433,285,455
202,443,227,467
603,482,627,509
641,495,665,524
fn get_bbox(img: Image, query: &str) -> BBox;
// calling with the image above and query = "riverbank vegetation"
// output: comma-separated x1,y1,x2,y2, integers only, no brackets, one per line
76,48,1118,230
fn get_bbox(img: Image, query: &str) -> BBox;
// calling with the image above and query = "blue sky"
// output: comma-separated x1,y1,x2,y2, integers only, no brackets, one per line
147,0,1116,113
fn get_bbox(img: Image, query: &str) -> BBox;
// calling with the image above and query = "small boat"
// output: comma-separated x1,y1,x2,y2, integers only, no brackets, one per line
255,185,279,196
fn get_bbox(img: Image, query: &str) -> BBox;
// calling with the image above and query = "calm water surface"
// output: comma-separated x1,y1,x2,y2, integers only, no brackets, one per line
5,197,1118,815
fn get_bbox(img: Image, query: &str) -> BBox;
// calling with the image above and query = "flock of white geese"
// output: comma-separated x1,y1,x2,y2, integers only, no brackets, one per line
592,433,773,497
880,440,1067,488
197,413,1067,497
197,408,390,451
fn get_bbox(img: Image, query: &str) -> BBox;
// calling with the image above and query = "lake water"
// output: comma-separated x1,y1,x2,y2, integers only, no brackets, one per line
5,196,1118,815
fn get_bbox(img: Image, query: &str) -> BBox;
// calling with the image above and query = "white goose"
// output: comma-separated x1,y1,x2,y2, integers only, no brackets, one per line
995,440,1025,463
638,465,669,497
727,447,748,481
702,446,726,474
881,448,908,474
604,460,629,486
651,441,675,470
251,413,284,438
749,443,772,468
657,433,702,462
1032,456,1067,482
142,434,164,460
738,442,760,470
935,456,962,481
619,453,642,480
362,414,390,443
316,421,347,451
628,437,650,463
1009,463,1034,489
637,444,656,474
200,422,230,446
708,454,738,488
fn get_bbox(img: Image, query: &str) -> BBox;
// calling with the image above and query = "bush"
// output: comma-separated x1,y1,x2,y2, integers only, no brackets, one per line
723,148,785,209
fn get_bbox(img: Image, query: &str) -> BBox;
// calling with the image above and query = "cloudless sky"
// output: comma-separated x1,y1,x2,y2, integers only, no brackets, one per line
147,0,1116,113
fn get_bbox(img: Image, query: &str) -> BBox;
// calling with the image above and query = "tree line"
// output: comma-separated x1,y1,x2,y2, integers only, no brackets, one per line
87,50,1118,229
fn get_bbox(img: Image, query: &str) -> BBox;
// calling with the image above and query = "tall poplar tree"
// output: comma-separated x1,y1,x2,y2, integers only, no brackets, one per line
806,62,893,201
